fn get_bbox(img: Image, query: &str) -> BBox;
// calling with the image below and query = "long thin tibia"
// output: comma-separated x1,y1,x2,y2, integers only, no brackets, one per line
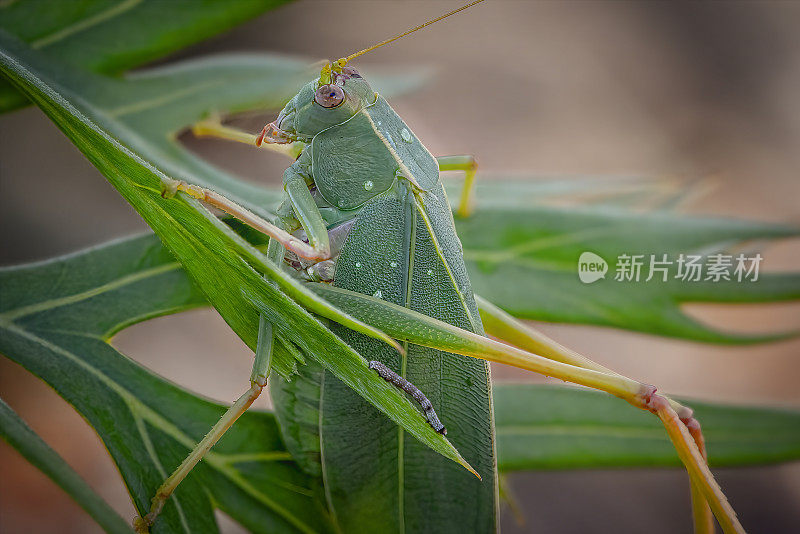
133,317,274,534
474,296,741,534
160,178,330,261
437,155,478,218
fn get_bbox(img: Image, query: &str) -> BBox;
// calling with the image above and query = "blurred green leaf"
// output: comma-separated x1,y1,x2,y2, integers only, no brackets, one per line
493,384,800,471
0,397,134,533
0,233,328,533
454,194,800,343
0,0,289,112
0,28,472,496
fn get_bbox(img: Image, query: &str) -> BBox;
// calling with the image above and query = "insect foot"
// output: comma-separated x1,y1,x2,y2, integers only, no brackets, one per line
369,361,447,435
159,177,179,199
133,514,152,533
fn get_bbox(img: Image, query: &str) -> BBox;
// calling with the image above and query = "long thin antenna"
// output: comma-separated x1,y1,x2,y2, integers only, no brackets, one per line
320,0,485,83
342,0,485,64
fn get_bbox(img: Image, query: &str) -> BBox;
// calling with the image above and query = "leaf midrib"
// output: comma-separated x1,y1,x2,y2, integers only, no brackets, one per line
106,78,226,118
30,0,145,50
496,424,799,441
1,261,181,322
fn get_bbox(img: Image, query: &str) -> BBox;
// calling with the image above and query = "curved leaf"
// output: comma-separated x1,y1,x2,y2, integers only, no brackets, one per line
455,196,800,344
0,0,289,112
0,233,328,533
0,397,133,534
493,384,800,471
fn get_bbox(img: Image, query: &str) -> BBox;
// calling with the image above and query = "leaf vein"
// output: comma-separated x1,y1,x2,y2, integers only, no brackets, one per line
31,0,145,49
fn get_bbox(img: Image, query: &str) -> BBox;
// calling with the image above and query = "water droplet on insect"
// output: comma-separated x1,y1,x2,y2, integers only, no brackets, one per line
338,199,347,208
364,180,374,191
373,289,383,299
427,269,433,276
400,128,412,143
390,261,398,268
376,120,382,126
355,262,362,268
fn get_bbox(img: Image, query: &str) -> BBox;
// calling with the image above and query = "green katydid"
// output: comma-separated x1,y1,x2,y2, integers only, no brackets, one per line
134,2,744,533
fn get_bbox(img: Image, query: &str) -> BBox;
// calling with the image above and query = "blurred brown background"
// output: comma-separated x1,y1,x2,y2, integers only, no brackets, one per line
1,1,799,532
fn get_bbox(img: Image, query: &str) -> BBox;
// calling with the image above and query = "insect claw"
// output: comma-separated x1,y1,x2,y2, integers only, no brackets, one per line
160,177,179,199
256,122,292,146
255,125,269,147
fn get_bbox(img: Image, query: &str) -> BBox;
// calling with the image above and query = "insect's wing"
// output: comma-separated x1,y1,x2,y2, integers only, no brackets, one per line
323,190,497,531
366,96,439,191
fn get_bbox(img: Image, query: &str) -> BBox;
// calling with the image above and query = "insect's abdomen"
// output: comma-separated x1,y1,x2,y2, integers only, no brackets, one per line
321,183,497,532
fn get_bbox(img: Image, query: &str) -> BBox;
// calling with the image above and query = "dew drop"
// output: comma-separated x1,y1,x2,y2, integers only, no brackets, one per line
338,199,347,208
427,269,433,276
355,262,362,268
363,180,374,191
373,289,383,299
390,261,398,268
400,128,412,143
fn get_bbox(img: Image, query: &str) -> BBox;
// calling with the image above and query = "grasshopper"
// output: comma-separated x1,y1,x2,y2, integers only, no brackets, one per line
135,2,744,532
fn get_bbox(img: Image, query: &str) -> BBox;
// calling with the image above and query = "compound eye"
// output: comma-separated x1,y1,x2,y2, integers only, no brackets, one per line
315,84,345,108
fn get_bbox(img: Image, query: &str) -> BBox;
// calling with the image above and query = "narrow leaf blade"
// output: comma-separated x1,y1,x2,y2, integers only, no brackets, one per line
0,0,289,112
493,384,800,471
0,397,133,534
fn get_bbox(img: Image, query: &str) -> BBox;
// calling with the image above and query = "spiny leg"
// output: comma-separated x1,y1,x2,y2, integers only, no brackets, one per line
437,155,478,218
133,315,275,533
475,295,725,534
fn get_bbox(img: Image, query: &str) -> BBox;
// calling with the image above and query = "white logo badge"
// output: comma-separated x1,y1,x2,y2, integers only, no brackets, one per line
578,252,608,284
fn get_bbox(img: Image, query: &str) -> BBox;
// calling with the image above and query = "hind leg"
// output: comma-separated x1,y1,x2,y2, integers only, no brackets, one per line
475,295,719,534
133,315,275,533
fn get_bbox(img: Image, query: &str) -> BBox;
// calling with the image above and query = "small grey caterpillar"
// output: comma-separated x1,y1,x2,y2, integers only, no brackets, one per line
368,360,447,435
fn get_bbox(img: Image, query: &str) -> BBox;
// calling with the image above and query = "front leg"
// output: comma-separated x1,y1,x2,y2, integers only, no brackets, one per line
191,113,304,159
282,161,331,261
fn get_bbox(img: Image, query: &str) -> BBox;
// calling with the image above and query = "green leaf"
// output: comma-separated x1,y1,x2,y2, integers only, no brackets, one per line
0,0,289,112
492,383,800,471
0,233,328,533
454,192,800,343
0,397,133,534
0,28,472,488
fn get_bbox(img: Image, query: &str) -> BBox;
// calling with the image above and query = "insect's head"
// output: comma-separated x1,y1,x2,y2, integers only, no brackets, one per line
256,1,483,146
257,65,375,145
